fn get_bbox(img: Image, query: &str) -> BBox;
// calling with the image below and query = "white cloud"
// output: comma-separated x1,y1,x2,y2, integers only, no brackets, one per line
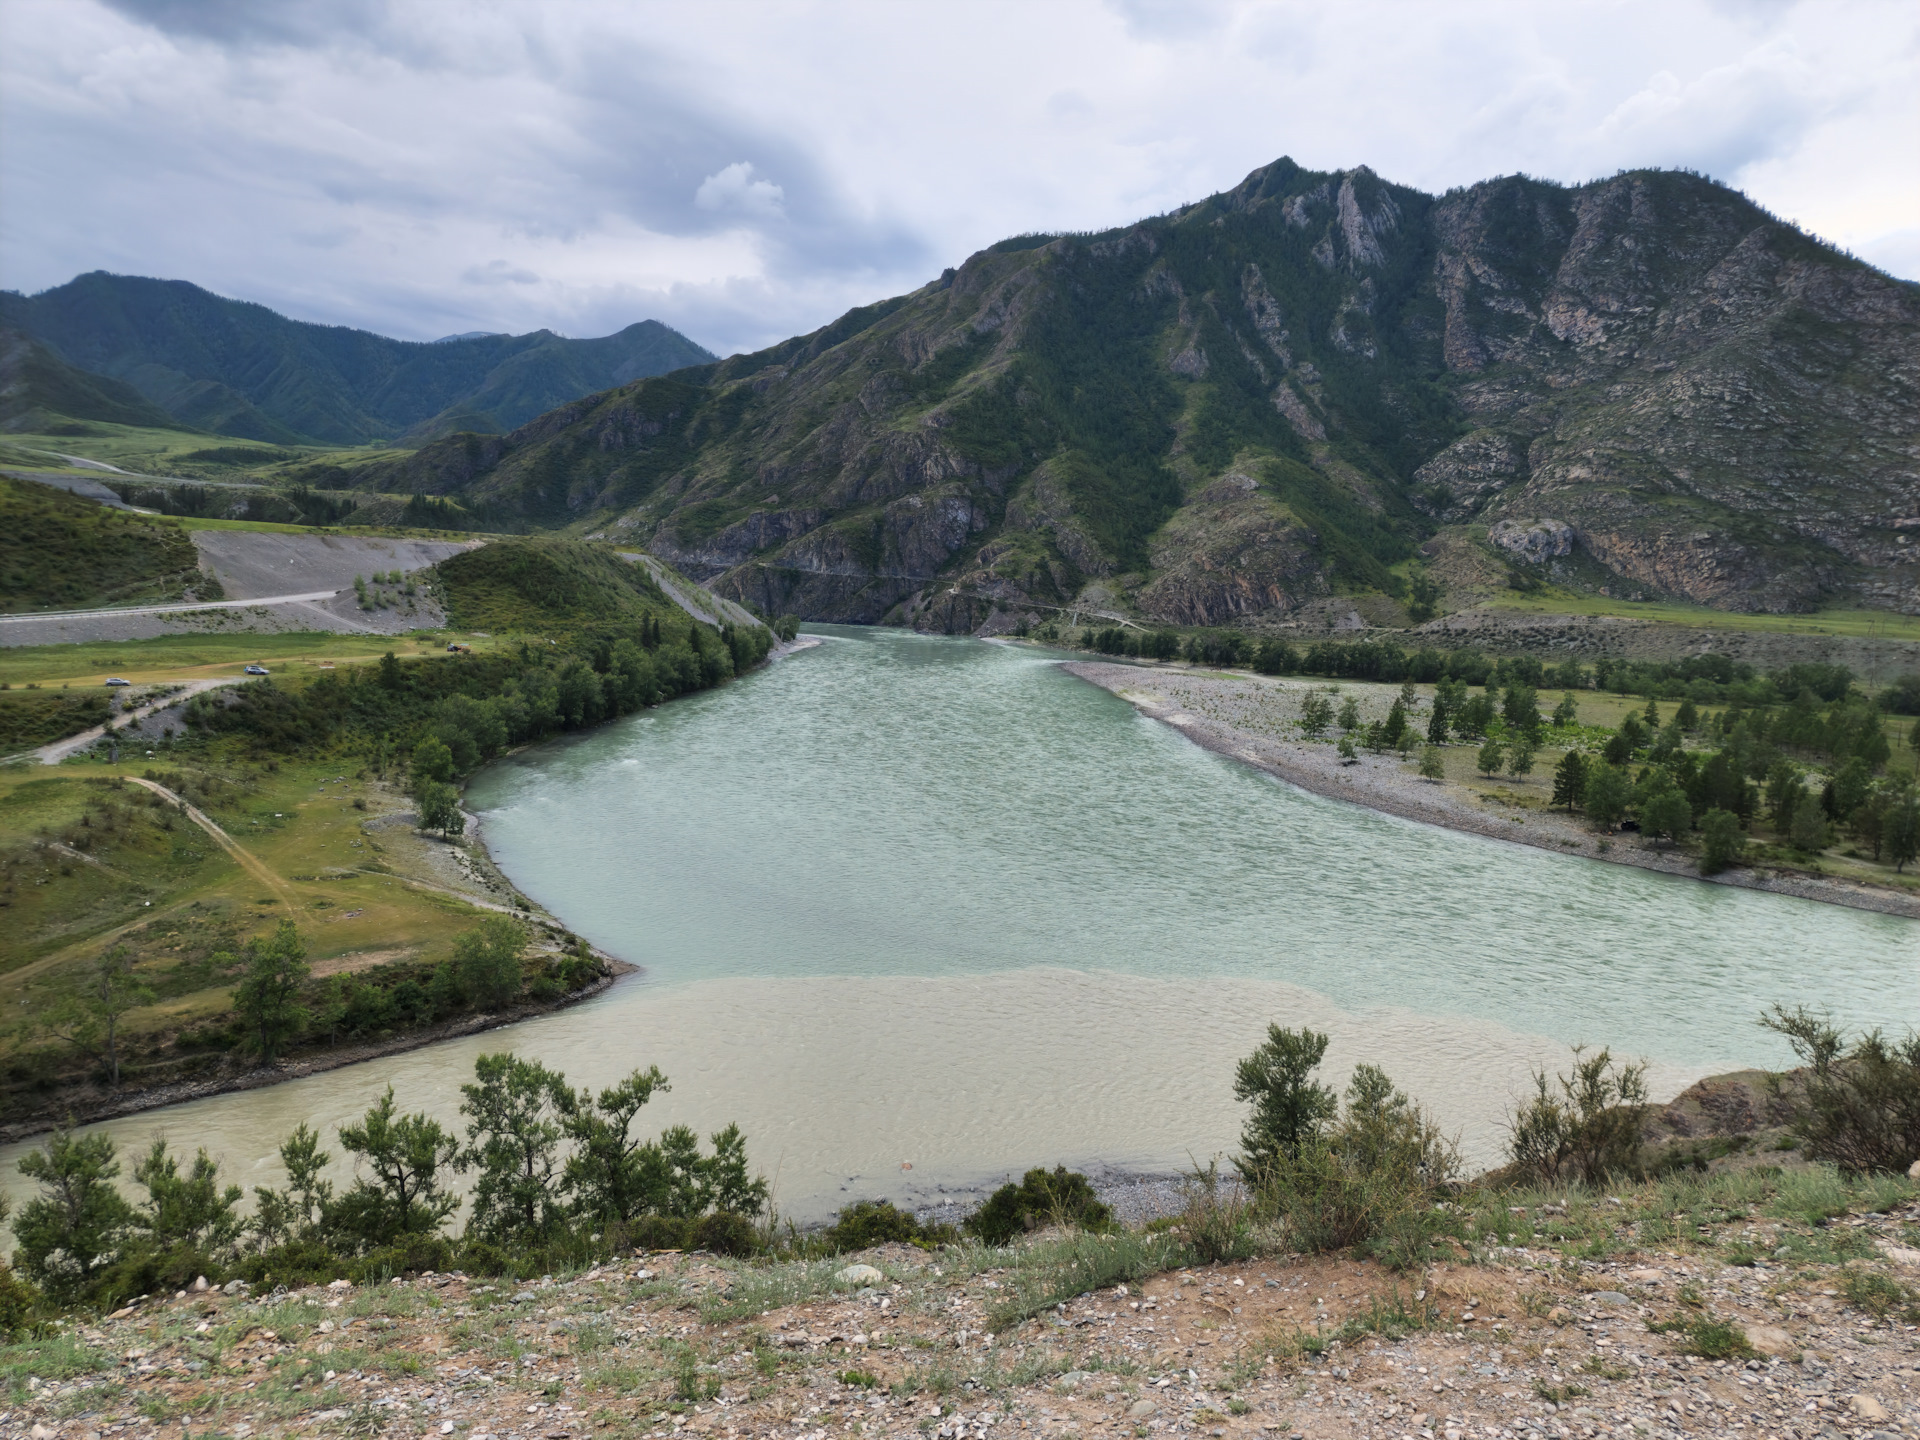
0,0,1912,359
694,161,786,219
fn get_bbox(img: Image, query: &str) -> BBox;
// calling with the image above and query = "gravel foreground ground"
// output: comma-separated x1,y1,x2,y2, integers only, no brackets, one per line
7,1188,1917,1440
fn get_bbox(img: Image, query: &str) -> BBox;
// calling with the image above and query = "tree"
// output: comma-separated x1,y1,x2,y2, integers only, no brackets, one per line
1418,744,1445,781
1383,698,1409,749
1364,720,1388,754
1476,736,1503,777
1698,808,1747,874
1336,696,1360,732
1551,693,1578,728
411,735,455,785
1550,750,1588,810
1336,732,1357,763
1502,685,1541,740
1764,760,1803,833
454,915,526,1008
1506,734,1536,779
1299,692,1333,738
1507,1048,1649,1185
1832,757,1873,821
1426,702,1450,745
1232,1025,1337,1182
459,1052,572,1243
1407,570,1440,622
132,1139,243,1259
1584,763,1630,831
44,946,151,1087
12,1127,136,1299
1643,698,1660,728
414,779,464,837
231,919,310,1064
1788,798,1830,854
1888,786,1920,873
1760,1006,1920,1176
334,1087,460,1247
1640,788,1692,849
251,1123,334,1248
1675,698,1699,731
562,1066,673,1224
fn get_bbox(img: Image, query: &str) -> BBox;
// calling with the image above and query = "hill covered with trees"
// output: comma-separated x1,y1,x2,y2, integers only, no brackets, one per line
347,161,1918,631
0,274,715,445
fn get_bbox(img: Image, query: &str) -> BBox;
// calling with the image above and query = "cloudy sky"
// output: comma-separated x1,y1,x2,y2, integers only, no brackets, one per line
2,0,1915,356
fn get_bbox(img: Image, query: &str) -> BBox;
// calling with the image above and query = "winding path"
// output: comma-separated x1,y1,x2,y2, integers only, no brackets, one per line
30,678,240,765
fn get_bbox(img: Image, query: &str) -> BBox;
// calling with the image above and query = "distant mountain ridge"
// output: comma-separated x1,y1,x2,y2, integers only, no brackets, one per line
356,159,1918,625
0,273,716,445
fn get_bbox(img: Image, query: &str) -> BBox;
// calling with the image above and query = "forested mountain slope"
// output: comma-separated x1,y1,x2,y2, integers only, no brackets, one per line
0,273,715,445
350,161,1920,628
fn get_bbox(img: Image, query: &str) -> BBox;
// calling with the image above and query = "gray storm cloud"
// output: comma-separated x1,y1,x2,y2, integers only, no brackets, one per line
1,0,1912,356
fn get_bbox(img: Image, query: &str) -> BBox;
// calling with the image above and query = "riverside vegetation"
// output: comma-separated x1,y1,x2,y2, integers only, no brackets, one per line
1054,625,1920,890
2,1007,1917,1439
1,538,775,1121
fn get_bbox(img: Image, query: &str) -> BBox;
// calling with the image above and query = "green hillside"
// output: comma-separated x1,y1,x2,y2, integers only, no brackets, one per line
0,474,217,612
0,273,716,444
437,536,706,634
347,162,1918,631
0,326,181,432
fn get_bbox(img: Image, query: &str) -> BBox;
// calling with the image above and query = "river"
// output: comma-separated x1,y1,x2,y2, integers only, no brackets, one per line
4,627,1914,1220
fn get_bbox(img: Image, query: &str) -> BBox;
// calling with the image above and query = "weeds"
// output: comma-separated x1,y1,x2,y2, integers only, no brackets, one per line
987,1231,1186,1328
1839,1269,1920,1322
1678,1318,1755,1360
1533,1379,1590,1403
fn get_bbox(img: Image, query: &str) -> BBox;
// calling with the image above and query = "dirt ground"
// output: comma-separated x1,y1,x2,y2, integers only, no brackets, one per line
12,1190,1919,1440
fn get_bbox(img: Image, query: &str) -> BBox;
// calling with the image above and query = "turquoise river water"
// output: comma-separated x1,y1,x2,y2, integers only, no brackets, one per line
4,627,1914,1219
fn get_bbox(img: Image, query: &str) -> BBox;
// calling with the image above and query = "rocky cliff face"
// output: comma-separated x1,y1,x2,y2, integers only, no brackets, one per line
367,162,1918,628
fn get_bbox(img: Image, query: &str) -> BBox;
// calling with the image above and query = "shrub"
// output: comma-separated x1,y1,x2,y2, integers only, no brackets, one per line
1260,1064,1458,1264
352,1233,454,1282
235,1238,345,1290
456,1239,514,1276
1177,1163,1258,1265
1679,1317,1754,1360
1762,1006,1920,1175
631,1214,693,1250
690,1210,759,1257
1233,1025,1337,1180
11,1127,136,1301
1507,1048,1650,1185
823,1200,953,1252
1839,1268,1920,1321
0,1259,38,1340
964,1167,1112,1246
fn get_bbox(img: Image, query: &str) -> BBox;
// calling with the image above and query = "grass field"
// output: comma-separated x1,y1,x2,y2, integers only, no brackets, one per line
1482,589,1920,642
0,629,503,688
0,748,505,1100
0,424,391,482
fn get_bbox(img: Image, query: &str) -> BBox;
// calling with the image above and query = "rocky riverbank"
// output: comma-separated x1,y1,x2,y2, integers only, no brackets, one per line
1063,661,1920,922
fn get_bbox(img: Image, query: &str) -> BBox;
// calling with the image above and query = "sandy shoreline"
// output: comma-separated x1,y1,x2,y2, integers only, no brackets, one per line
1063,659,1920,922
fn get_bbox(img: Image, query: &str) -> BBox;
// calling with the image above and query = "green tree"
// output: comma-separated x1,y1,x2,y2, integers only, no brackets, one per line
1675,698,1699,731
459,1052,572,1243
250,1123,334,1248
1502,684,1541,740
1299,692,1333,738
1232,1025,1337,1182
1550,750,1588,810
1336,696,1360,732
1336,732,1358,763
1407,570,1440,622
414,779,464,837
1551,693,1578,728
1640,788,1692,849
411,734,455,785
1764,760,1804,833
454,915,526,1008
1584,763,1630,831
1418,744,1445,781
378,651,404,690
12,1127,135,1299
1698,808,1747,875
1832,757,1873,821
1888,786,1920,873
1382,698,1409,748
44,945,151,1087
1364,720,1388,754
334,1088,459,1248
1475,736,1503,777
231,920,310,1064
1788,798,1830,853
1426,702,1450,745
1643,698,1660,728
132,1140,243,1259
1506,734,1536,779
562,1066,673,1224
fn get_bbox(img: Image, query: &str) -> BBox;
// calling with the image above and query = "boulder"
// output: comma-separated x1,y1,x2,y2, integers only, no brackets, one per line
835,1263,885,1287
1488,518,1576,565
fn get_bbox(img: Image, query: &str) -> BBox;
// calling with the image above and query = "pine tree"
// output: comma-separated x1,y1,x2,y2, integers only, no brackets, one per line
1476,736,1504,777
1551,750,1588,810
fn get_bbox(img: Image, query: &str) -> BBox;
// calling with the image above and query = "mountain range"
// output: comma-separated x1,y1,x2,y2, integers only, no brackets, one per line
348,160,1918,627
0,272,714,446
